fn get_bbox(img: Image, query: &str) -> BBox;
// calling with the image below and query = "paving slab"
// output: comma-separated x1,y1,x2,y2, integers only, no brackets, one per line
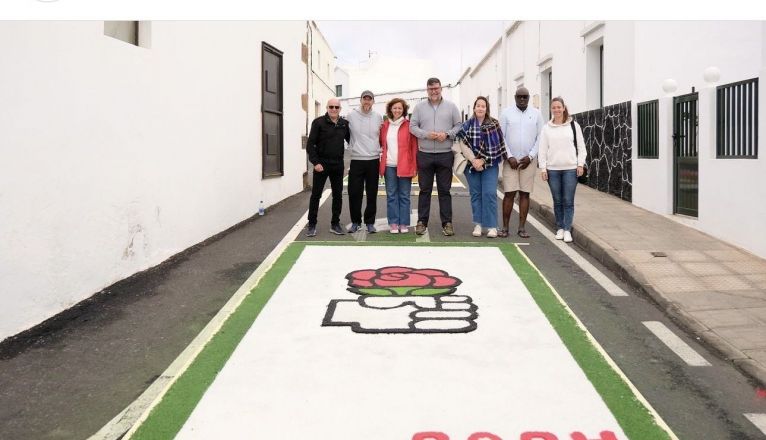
528,173,766,387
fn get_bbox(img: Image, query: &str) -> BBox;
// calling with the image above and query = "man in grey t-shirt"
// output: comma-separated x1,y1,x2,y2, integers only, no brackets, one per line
346,90,383,233
409,77,462,236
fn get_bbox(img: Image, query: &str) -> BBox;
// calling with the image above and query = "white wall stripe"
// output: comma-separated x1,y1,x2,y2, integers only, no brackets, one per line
497,190,629,297
642,321,712,367
89,189,330,440
744,413,766,436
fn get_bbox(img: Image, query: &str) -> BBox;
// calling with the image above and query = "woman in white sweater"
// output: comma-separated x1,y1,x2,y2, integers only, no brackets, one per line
537,97,587,243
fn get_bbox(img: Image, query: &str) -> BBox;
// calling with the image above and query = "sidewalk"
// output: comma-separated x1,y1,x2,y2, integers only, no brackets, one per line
529,175,766,387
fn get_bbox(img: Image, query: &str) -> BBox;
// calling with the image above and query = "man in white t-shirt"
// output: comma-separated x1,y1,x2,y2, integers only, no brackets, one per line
499,87,544,238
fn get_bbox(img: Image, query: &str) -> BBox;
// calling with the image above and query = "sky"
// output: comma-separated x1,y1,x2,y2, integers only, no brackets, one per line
0,0,758,20
316,21,507,85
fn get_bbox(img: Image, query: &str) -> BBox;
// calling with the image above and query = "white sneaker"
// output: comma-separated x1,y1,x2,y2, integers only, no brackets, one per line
472,224,482,237
487,228,498,238
555,229,564,240
563,230,573,243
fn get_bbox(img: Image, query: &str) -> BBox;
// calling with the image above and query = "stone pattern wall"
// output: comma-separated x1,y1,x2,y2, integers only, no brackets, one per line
573,101,632,202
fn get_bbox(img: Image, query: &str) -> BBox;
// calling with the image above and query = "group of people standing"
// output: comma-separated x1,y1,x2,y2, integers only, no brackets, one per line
305,77,586,243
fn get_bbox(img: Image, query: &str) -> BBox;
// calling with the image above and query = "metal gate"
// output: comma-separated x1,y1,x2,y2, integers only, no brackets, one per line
673,92,699,217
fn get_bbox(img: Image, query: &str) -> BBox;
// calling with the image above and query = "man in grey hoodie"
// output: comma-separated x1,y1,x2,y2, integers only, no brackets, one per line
346,90,384,233
409,77,463,236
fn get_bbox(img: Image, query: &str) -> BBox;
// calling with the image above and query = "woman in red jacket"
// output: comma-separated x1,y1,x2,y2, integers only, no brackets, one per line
379,98,419,233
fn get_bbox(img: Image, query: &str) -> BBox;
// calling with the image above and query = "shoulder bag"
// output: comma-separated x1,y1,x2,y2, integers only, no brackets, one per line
571,121,588,184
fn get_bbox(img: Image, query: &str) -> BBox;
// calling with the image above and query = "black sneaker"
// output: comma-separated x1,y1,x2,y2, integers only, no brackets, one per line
305,224,317,237
366,224,377,233
348,223,361,233
330,224,345,235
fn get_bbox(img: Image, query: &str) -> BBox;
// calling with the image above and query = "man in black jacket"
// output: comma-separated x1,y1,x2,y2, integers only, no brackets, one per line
306,98,350,237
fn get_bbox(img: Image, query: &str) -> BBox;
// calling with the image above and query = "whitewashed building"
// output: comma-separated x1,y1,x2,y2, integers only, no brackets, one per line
306,21,338,123
0,21,313,342
459,21,766,259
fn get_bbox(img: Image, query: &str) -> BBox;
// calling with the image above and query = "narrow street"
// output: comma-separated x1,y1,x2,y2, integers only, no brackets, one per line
4,182,763,439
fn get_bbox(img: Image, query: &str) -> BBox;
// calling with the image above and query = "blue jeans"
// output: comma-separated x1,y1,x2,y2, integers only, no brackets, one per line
384,166,412,226
465,165,499,228
546,169,578,231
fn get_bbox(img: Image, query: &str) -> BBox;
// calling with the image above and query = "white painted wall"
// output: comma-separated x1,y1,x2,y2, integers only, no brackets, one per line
633,21,762,102
695,79,766,258
515,22,546,112
538,21,589,114
602,22,635,106
632,96,674,215
0,21,307,341
506,24,526,94
460,43,503,120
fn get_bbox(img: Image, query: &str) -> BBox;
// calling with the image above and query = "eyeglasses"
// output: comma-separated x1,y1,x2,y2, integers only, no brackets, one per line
328,106,340,109
515,95,530,99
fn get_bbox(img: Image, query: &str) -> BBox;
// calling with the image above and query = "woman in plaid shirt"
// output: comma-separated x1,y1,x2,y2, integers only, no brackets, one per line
456,96,507,238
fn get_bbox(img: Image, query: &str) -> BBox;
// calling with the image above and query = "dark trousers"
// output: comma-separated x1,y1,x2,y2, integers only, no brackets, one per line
308,162,344,226
347,159,380,225
417,151,453,226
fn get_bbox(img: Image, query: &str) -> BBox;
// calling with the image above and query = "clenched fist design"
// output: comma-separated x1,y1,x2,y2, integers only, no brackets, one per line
323,267,478,334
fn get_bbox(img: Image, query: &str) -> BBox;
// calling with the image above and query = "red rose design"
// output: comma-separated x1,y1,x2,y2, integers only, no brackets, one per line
346,266,461,296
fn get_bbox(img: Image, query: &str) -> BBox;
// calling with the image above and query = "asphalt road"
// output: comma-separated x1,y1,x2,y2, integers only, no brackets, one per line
1,182,764,439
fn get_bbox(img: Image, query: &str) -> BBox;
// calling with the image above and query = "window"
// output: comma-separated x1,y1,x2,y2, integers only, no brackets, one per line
716,77,758,158
262,42,284,177
637,100,659,158
335,85,342,97
104,21,139,46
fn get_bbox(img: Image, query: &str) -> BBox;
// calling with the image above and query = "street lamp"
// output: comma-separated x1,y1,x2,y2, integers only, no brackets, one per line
703,66,721,85
662,79,678,96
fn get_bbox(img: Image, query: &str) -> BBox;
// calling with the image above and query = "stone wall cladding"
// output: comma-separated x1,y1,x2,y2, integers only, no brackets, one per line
573,101,632,202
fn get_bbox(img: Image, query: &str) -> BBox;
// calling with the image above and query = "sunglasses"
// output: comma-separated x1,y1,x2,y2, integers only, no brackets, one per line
328,106,340,109
515,95,530,99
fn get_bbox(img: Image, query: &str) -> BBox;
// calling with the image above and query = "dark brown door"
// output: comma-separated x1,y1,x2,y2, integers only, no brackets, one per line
262,42,283,177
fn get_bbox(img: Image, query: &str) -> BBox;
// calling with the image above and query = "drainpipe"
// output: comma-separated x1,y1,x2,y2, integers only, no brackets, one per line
307,21,313,135
304,21,313,189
